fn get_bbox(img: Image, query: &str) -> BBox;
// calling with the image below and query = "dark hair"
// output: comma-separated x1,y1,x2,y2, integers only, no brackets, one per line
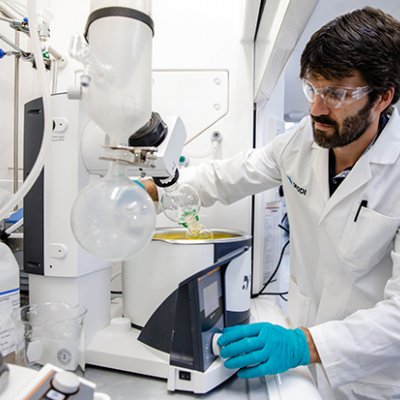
300,7,400,105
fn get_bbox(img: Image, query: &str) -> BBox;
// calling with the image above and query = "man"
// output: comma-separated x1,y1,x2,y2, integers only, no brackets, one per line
145,6,400,399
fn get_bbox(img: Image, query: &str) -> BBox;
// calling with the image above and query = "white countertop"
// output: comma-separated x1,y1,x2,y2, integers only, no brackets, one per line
82,297,321,400
84,365,270,400
5,298,321,400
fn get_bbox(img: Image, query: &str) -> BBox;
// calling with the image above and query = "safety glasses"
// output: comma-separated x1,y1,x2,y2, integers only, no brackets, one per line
302,80,372,109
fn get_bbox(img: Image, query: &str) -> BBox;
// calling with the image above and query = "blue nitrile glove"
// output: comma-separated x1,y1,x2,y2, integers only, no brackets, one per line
217,322,310,379
133,179,145,189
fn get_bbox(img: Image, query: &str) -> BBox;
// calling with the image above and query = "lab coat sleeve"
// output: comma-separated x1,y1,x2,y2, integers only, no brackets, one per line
309,228,400,388
178,135,288,207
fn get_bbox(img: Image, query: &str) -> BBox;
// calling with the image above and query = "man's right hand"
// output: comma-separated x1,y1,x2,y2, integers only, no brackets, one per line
140,178,159,202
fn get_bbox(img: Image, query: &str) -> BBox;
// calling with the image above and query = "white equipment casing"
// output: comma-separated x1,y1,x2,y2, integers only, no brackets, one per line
122,232,252,327
123,241,214,326
24,94,111,349
85,228,252,393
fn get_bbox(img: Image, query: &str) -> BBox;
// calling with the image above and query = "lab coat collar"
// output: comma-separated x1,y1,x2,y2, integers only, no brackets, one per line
310,140,330,204
368,107,400,165
310,108,400,221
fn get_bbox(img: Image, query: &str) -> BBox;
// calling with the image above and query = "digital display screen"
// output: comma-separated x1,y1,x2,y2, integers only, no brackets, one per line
195,266,224,371
203,281,219,318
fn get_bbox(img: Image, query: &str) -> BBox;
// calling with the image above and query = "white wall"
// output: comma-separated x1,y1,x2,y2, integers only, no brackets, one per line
151,0,254,231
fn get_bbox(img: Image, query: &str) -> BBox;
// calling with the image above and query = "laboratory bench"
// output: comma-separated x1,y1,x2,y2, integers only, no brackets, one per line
84,365,270,400
6,297,321,399
5,360,315,400
81,297,321,400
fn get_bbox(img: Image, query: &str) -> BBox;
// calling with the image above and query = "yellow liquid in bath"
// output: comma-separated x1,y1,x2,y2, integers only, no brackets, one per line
152,232,239,241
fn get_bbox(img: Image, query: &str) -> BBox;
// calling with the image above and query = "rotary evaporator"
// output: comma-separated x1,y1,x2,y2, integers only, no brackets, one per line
21,0,253,394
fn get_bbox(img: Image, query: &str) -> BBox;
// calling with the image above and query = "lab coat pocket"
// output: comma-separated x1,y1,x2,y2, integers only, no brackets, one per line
288,276,311,327
338,206,400,273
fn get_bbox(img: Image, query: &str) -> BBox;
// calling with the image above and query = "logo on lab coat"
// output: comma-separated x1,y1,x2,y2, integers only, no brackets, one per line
287,176,307,196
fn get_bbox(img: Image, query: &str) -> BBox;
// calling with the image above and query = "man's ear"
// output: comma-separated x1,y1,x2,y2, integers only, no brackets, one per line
376,87,395,112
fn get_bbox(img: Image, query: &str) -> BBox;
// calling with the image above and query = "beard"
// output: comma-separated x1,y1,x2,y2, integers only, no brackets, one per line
311,100,375,148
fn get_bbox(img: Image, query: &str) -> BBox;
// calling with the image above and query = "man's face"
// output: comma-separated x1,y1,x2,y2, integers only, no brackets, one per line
307,73,375,148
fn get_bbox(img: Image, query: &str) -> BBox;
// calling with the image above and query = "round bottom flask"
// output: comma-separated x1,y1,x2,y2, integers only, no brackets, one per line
71,161,156,261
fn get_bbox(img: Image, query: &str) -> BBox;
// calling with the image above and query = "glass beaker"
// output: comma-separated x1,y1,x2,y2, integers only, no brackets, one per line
12,303,87,371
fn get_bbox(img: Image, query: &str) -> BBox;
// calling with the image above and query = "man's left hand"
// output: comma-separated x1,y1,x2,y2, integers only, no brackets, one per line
217,322,310,379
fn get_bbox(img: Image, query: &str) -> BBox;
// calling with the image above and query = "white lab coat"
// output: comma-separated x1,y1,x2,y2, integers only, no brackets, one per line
179,109,400,399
